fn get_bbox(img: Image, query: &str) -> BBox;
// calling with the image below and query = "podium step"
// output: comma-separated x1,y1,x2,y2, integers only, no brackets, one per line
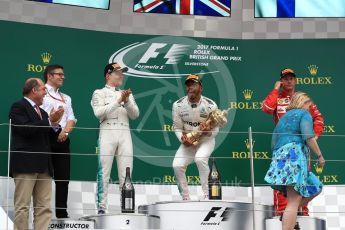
80,213,160,229
139,200,274,230
266,216,326,230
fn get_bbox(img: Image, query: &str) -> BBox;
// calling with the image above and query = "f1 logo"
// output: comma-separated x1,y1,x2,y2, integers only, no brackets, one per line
203,207,231,222
138,43,189,65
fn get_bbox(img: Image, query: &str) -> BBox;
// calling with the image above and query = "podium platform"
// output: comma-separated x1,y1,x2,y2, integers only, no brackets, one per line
80,213,160,229
138,200,274,230
0,207,13,230
266,216,326,230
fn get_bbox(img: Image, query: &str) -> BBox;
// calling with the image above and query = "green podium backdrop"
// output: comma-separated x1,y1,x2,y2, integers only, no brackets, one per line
0,20,343,186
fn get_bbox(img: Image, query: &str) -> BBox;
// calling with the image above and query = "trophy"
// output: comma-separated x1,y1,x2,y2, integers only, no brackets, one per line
186,107,230,146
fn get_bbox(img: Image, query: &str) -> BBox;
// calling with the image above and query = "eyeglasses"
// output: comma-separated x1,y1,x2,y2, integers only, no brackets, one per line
51,72,65,77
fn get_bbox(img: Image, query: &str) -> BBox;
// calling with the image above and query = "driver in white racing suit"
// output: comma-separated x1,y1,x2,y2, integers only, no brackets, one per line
91,63,139,214
172,74,219,200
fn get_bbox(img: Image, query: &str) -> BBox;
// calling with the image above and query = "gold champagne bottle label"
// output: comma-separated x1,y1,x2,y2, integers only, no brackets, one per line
211,185,219,196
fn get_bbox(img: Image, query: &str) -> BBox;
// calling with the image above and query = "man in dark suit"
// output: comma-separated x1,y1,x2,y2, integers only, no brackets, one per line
9,78,64,230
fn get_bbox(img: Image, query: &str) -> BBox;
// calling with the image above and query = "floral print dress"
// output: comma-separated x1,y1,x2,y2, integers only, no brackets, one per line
264,109,323,197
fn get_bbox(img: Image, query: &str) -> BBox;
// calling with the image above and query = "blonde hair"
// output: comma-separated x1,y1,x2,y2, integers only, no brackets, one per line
286,92,312,111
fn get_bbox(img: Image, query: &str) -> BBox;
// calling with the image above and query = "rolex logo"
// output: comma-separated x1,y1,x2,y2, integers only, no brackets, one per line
245,139,255,150
27,52,52,73
308,65,318,76
229,89,261,110
41,52,52,64
243,89,253,101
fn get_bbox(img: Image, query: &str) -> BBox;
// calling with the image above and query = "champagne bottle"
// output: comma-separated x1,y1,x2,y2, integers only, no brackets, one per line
121,167,135,213
208,158,222,200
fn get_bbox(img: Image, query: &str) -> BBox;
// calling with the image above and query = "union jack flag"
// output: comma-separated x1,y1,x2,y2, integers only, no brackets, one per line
133,0,231,17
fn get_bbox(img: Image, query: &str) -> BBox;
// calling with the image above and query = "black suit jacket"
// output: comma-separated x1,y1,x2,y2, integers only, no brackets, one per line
9,98,57,177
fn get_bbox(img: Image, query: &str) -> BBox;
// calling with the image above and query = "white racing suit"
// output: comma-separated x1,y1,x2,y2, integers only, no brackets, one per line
91,85,139,211
172,96,219,199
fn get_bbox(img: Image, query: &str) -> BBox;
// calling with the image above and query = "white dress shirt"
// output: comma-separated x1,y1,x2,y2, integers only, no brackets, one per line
24,96,38,109
25,96,59,131
41,84,77,129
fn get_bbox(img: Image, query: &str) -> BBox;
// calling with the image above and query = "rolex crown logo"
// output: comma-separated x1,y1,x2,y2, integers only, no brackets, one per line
308,65,318,76
245,139,255,150
243,89,253,101
41,52,52,64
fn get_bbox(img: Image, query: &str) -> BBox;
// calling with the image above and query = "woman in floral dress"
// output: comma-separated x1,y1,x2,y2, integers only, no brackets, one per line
264,92,326,230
